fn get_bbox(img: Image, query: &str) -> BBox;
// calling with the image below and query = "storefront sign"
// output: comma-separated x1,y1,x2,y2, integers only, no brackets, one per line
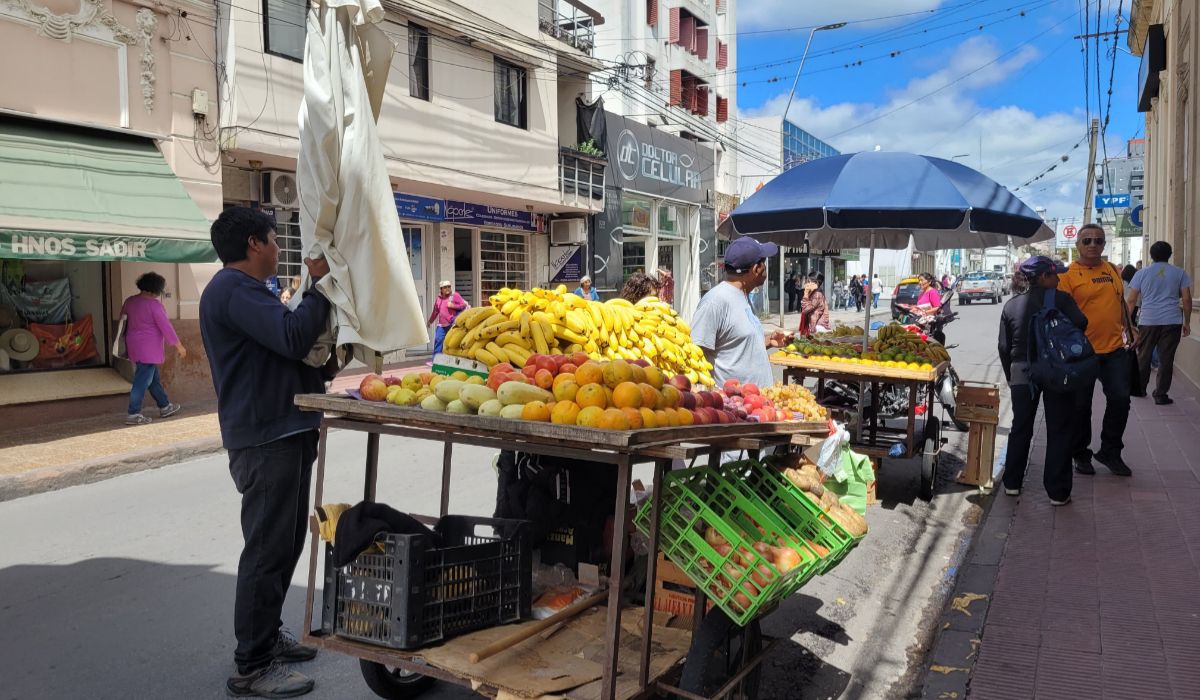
603,112,714,203
549,245,583,282
443,200,536,231
0,232,216,262
698,208,718,293
394,193,444,222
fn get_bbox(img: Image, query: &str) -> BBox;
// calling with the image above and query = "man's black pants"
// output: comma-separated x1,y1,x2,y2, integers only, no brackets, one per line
228,431,317,673
1004,384,1076,501
1072,348,1132,461
1136,324,1182,398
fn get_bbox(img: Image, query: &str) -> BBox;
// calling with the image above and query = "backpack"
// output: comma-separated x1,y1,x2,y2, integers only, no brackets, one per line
1028,289,1099,392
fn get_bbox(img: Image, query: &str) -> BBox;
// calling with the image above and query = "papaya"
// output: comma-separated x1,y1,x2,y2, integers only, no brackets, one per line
496,381,553,406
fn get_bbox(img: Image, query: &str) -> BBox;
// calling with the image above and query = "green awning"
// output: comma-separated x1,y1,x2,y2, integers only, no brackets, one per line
0,117,217,262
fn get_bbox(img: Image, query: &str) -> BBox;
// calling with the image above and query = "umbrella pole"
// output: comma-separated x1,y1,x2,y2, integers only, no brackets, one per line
856,233,877,442
779,247,786,330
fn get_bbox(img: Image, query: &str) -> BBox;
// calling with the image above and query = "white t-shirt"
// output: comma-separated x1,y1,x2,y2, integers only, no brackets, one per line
690,282,774,388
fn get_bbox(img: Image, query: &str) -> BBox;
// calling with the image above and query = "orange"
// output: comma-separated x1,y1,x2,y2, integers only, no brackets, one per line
550,401,581,425
552,372,576,390
576,405,605,427
552,380,579,403
602,359,635,388
604,385,615,407
534,369,555,390
621,406,644,429
654,409,672,427
674,407,695,426
639,407,659,429
520,401,551,422
575,361,604,386
660,385,681,408
612,382,644,409
576,383,608,409
638,383,660,409
643,365,665,389
599,407,631,430
662,408,681,427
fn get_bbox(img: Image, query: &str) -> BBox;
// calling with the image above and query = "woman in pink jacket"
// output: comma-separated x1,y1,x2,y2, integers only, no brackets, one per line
122,272,187,425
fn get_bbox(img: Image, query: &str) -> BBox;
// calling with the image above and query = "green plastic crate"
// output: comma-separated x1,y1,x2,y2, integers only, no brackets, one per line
635,466,822,626
717,460,863,580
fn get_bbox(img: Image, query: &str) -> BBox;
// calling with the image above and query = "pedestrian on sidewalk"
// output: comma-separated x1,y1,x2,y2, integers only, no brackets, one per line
573,275,600,301
121,272,186,426
800,274,831,334
872,274,882,309
1127,241,1193,405
784,274,799,313
998,257,1088,503
200,207,331,699
427,280,468,355
1058,224,1136,477
850,275,862,312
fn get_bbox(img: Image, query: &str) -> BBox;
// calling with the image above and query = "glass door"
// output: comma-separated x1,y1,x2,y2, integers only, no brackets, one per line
401,224,429,352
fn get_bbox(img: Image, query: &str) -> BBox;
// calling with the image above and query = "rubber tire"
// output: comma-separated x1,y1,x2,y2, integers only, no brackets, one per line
680,609,763,699
359,660,436,699
919,416,941,501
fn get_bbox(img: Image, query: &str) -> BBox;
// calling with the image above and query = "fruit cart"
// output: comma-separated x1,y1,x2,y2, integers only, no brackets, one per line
769,354,950,500
295,393,828,700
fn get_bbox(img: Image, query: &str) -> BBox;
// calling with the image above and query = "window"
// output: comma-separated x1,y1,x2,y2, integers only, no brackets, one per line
479,231,529,300
622,194,653,234
408,23,430,100
263,0,305,62
494,58,527,129
273,208,303,286
658,203,684,239
646,0,658,27
623,241,647,279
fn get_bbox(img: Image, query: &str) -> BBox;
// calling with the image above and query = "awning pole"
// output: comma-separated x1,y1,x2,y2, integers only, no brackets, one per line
779,247,786,329
856,232,877,443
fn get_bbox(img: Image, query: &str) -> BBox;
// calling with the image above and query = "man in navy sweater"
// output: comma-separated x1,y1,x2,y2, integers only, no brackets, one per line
201,207,330,698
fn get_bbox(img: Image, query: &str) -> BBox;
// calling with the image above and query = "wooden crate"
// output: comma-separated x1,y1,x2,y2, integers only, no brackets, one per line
956,381,1000,424
958,421,997,488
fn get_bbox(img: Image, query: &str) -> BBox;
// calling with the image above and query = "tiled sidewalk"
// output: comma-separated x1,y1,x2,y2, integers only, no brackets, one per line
969,376,1200,698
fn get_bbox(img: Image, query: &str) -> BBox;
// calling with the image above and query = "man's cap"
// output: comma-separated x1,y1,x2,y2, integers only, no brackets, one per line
439,280,452,288
1019,256,1067,277
725,237,779,270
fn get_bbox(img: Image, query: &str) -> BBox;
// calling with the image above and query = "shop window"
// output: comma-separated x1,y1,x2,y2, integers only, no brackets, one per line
479,231,529,301
622,194,653,234
0,259,106,372
273,209,303,290
494,58,527,129
622,241,647,279
408,23,430,100
263,0,305,62
657,203,685,239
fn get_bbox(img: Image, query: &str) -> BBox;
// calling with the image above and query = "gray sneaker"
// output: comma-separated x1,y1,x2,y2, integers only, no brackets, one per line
226,660,314,698
159,403,182,419
126,414,152,426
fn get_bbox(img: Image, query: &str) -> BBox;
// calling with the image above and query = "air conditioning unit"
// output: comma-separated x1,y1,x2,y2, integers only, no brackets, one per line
260,171,300,208
550,218,587,244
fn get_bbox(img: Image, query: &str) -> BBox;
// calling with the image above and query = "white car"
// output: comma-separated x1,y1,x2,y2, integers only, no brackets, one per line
958,272,1003,305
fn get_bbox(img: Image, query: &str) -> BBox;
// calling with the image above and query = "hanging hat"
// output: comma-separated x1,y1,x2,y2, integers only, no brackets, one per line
0,328,38,362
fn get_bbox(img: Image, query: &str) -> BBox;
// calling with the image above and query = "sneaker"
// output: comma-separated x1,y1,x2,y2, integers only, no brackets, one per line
1073,457,1095,475
1004,487,1021,496
272,629,318,664
126,414,152,426
1095,450,1133,476
159,402,182,418
227,660,314,698
1050,496,1072,506
1154,395,1174,405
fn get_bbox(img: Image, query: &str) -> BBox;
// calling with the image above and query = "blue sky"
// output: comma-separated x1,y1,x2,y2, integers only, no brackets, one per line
732,0,1140,221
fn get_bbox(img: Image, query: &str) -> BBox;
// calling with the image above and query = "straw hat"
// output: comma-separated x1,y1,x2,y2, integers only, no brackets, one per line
0,328,38,362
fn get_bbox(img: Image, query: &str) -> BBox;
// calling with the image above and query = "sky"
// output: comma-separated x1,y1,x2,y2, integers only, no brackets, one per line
731,0,1141,223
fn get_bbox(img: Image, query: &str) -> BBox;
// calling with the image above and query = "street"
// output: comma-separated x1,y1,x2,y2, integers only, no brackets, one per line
0,300,1010,700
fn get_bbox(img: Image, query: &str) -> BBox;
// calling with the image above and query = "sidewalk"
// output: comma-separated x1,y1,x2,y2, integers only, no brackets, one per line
922,373,1200,699
760,303,891,334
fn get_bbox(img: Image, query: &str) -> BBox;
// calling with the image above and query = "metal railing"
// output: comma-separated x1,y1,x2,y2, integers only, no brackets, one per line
559,148,606,209
538,0,597,54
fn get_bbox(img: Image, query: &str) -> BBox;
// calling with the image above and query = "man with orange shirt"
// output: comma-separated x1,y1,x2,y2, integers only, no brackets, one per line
1058,223,1136,477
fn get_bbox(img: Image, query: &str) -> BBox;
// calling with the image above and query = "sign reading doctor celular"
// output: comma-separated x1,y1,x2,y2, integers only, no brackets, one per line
603,111,714,204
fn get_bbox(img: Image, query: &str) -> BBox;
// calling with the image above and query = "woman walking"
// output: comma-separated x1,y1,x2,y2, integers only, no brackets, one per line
849,275,862,312
122,272,186,425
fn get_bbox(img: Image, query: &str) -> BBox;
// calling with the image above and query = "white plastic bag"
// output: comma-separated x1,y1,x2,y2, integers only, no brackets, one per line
815,421,850,479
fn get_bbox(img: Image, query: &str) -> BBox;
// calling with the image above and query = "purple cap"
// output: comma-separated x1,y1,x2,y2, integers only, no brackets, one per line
1019,255,1067,277
725,237,779,271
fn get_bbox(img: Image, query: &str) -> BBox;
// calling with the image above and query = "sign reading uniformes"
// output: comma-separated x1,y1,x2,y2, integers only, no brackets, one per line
603,112,714,203
443,200,537,231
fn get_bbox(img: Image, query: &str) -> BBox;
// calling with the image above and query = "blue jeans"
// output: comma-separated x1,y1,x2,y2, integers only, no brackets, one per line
129,362,169,415
433,325,449,355
872,292,880,309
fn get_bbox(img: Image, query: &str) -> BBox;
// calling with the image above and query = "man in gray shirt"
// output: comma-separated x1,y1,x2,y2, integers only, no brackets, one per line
1127,240,1193,404
691,238,792,389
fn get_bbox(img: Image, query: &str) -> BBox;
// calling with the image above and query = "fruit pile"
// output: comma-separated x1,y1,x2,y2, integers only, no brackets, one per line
816,323,865,338
783,339,861,358
440,286,715,386
721,379,827,422
758,382,827,421
781,460,869,537
699,524,807,614
861,323,949,365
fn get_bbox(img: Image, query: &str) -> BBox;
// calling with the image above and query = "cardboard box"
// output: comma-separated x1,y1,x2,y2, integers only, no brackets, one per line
958,421,997,488
431,353,489,379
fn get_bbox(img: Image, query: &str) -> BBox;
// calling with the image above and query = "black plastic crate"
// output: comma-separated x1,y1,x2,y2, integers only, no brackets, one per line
322,515,531,650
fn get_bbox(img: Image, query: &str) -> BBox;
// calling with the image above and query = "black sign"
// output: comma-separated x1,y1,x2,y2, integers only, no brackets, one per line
591,186,625,292
603,112,714,203
698,207,718,293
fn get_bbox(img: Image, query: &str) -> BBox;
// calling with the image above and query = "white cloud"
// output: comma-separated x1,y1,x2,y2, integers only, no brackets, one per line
735,37,1098,222
737,0,948,33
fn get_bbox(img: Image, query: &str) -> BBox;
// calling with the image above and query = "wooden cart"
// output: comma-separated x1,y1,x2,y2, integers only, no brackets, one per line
295,394,826,700
769,355,951,500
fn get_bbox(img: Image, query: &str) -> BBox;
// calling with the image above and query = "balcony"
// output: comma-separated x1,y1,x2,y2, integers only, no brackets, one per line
538,0,602,55
559,147,606,211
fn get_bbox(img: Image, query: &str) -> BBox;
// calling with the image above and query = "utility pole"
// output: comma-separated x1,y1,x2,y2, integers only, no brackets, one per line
1082,117,1100,224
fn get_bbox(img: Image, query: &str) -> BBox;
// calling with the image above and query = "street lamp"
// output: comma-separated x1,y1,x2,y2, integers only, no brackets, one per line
779,21,845,327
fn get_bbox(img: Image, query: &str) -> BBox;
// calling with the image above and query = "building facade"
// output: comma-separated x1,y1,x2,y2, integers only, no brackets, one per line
0,0,221,417
1094,138,1146,265
1129,0,1200,381
218,0,608,355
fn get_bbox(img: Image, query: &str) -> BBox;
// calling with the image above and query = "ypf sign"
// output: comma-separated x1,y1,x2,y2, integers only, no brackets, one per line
1055,221,1079,249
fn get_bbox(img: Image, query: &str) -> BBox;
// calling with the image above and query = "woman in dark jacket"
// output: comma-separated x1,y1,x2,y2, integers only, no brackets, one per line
998,256,1088,505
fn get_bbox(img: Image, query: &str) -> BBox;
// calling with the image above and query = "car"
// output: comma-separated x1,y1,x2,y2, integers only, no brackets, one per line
958,271,1003,305
891,277,922,319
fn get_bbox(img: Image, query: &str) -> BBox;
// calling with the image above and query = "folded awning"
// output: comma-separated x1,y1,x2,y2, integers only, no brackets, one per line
0,117,216,262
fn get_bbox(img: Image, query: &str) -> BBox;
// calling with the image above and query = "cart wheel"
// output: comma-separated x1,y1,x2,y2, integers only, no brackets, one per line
680,609,763,699
919,416,941,501
359,660,436,699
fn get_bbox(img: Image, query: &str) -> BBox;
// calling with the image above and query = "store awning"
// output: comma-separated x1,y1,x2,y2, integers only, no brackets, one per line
0,117,216,262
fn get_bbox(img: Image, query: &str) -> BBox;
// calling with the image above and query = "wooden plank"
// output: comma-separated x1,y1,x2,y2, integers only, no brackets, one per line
295,394,825,451
959,421,997,487
770,354,947,382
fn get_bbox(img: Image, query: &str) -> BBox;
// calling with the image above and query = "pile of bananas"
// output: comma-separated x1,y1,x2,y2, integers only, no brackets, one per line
861,323,949,364
441,286,715,385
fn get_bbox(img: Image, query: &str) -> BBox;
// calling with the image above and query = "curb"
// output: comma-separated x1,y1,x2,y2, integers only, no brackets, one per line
0,435,225,503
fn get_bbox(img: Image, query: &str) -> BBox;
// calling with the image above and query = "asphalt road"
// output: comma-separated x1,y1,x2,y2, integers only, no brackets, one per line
0,298,1011,700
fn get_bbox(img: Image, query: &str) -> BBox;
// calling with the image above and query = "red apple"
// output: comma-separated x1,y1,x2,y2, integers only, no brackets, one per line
668,374,692,392
522,365,539,379
535,355,558,374
560,363,579,375
716,410,733,424
722,379,742,396
490,362,515,377
711,392,725,410
383,376,402,387
551,354,570,371
571,351,590,366
359,374,389,401
680,391,697,410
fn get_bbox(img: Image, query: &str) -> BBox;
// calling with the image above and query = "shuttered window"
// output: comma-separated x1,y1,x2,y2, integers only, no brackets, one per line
669,69,682,106
696,27,708,59
680,15,695,52
696,85,709,117
647,0,658,27
716,96,728,123
668,7,680,44
716,41,728,70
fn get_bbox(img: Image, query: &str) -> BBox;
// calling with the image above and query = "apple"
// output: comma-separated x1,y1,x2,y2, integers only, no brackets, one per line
716,410,733,424
490,362,515,377
679,391,697,410
722,379,741,396
358,374,389,401
384,375,402,387
560,362,579,375
535,355,559,374
694,391,710,409
711,392,725,410
668,374,692,392
629,358,650,367
522,364,539,379
570,351,590,366
551,354,570,371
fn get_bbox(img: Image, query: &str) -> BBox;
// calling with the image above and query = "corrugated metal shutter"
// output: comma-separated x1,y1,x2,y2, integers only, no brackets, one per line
696,26,709,59
669,69,682,106
681,76,694,112
716,96,728,123
680,15,695,52
716,41,728,70
696,85,709,116
668,7,680,44
647,0,657,27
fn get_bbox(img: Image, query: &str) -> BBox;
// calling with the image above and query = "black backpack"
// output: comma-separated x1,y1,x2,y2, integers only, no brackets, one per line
1028,289,1099,392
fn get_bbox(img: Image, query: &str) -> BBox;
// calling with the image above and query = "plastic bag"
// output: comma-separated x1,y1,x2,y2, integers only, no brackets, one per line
823,447,874,516
815,421,849,477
